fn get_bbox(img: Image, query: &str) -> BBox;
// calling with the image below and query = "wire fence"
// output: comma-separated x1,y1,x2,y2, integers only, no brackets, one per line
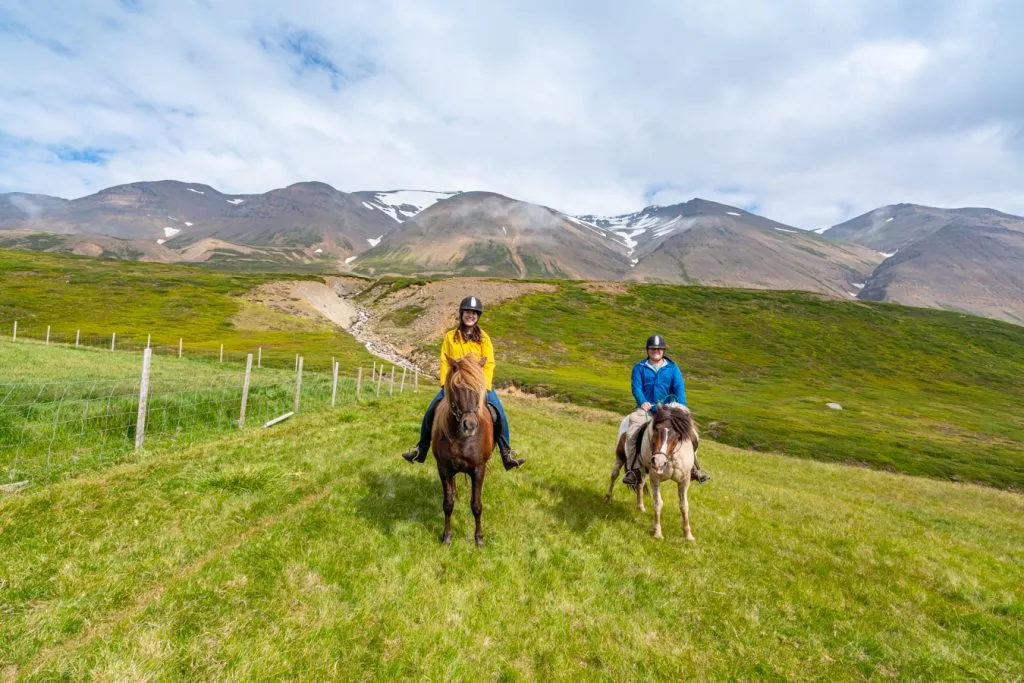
0,320,348,372
1,340,421,487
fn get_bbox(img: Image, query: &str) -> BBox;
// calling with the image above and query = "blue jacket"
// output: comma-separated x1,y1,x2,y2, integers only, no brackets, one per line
631,357,686,409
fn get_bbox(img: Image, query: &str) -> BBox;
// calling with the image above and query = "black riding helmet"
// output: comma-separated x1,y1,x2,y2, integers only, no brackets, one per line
646,334,667,349
460,295,483,316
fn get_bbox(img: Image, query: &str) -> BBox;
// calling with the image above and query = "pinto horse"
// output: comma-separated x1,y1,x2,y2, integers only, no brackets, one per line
607,405,700,541
432,352,494,546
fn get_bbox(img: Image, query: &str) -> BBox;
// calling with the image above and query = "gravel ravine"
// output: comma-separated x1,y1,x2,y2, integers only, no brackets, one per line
247,277,555,378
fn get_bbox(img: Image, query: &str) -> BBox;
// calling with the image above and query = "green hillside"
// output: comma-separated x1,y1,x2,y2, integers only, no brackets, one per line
0,249,374,372
476,283,1024,489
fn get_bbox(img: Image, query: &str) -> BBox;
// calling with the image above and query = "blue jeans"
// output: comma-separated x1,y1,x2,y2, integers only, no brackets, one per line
418,388,511,453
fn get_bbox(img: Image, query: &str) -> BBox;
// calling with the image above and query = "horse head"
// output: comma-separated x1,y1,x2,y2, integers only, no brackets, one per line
650,406,695,475
443,352,488,438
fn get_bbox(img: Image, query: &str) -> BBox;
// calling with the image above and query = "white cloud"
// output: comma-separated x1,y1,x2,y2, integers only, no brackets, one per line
1,0,1023,228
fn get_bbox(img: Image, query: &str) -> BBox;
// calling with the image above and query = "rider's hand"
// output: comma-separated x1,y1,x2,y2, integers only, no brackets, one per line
641,402,652,411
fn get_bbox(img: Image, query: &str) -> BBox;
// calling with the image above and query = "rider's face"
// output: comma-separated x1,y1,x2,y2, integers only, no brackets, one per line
647,347,664,362
461,310,479,326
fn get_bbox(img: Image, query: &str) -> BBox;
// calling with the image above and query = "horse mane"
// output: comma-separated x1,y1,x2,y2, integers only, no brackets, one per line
433,352,488,443
653,405,698,445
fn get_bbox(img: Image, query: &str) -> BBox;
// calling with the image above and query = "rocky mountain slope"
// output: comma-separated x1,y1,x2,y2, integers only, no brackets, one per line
823,204,1024,324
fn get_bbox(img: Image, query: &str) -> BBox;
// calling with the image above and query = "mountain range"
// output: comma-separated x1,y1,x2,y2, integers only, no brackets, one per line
2,180,1022,325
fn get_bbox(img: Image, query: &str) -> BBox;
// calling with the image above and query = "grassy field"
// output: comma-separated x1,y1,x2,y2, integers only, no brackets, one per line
1,389,1022,680
468,283,1024,490
0,341,364,485
0,249,376,372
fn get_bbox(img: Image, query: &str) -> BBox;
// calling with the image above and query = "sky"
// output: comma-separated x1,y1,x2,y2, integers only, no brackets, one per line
1,0,1023,229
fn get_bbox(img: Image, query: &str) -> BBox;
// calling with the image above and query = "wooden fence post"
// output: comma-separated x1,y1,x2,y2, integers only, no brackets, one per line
135,348,152,450
111,332,116,351
147,334,151,349
220,344,224,363
389,366,395,396
415,368,419,393
356,367,363,401
239,353,252,429
178,338,183,358
45,325,50,345
294,356,303,412
295,353,299,371
376,364,383,396
400,366,407,393
12,320,16,342
331,361,339,407
372,361,377,381
75,330,80,347
257,346,261,368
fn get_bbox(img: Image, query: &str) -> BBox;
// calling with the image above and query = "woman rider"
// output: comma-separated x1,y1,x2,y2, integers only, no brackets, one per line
401,296,525,471
621,334,710,486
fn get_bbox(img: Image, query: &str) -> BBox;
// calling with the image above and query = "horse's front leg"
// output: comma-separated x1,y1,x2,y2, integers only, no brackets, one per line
605,456,624,503
440,471,456,545
470,466,485,547
635,474,647,513
652,477,664,540
678,478,695,541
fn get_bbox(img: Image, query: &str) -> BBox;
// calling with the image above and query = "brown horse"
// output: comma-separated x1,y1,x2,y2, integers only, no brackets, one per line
432,352,494,546
607,404,700,540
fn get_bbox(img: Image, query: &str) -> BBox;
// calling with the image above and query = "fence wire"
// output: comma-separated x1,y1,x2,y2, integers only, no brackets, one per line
0,364,367,486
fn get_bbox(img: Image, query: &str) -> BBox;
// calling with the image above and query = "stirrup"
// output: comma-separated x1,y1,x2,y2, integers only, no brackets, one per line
622,469,640,487
693,467,710,484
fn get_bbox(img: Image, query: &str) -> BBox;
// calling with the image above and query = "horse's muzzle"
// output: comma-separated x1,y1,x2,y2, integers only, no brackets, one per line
460,415,479,438
652,453,668,474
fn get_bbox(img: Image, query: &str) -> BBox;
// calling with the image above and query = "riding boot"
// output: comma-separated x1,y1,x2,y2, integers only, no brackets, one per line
499,445,525,471
402,445,428,463
691,455,711,483
622,468,640,487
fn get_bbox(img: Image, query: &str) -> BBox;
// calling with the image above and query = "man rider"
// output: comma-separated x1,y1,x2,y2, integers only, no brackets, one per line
621,334,710,487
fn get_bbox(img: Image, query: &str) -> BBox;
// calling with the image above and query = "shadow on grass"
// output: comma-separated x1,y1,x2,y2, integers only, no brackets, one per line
540,477,635,533
355,469,439,536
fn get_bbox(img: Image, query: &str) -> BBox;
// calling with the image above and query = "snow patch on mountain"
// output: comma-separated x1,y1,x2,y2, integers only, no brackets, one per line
187,188,204,195
364,190,459,222
227,198,245,205
367,235,383,247
163,227,181,238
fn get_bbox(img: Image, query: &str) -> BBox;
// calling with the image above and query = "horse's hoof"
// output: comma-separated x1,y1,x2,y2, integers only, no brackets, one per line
441,533,451,545
685,534,696,542
475,536,485,548
603,494,611,503
653,530,664,540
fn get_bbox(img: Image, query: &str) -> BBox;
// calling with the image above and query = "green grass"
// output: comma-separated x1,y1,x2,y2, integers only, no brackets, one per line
476,283,1024,489
0,342,361,484
0,249,376,372
1,391,1021,679
383,304,427,327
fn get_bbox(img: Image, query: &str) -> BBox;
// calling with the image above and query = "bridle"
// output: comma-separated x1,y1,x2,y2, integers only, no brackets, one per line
652,426,673,460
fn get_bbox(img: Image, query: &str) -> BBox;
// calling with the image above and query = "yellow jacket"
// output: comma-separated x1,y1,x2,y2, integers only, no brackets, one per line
439,328,495,390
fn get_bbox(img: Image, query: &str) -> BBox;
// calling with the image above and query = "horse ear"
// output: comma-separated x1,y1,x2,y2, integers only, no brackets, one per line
444,353,458,369
478,356,487,367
